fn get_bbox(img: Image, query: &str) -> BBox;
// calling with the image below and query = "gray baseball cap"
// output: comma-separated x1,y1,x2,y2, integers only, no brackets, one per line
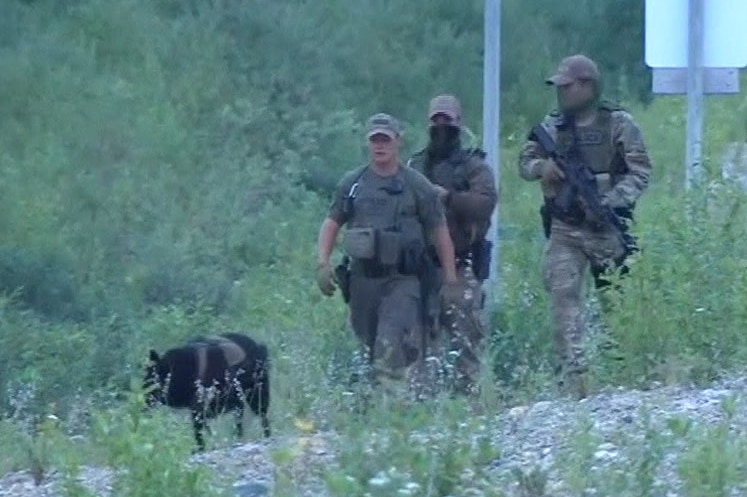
428,94,462,124
366,113,401,139
546,54,600,85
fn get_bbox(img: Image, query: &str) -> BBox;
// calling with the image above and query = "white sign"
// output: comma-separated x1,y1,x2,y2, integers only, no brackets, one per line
652,67,739,94
645,0,747,68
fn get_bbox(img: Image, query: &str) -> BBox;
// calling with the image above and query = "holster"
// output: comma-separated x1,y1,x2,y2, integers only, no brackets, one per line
333,256,352,303
470,238,492,282
377,229,401,267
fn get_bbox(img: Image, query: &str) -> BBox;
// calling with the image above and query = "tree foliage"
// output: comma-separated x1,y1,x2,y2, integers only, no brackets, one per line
8,0,747,421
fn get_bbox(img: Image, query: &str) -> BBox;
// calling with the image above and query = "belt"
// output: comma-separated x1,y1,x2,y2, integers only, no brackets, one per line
354,260,400,278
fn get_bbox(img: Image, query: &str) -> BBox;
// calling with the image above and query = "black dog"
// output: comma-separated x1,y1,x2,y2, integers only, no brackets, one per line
143,332,271,451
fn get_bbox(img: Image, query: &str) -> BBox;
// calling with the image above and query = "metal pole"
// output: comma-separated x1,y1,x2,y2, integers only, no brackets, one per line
482,0,501,326
685,0,704,191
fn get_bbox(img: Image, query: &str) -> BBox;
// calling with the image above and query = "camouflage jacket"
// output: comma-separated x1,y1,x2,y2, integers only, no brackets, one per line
407,147,497,255
518,102,651,210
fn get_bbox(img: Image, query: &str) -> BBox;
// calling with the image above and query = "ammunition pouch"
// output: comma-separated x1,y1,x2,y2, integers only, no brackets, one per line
343,227,378,260
377,229,402,267
348,234,425,279
343,227,402,268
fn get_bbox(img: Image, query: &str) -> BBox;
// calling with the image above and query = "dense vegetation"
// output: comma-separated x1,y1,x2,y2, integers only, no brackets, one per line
2,0,747,494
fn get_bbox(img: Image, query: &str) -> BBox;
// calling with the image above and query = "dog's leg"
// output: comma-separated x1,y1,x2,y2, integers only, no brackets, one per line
248,381,271,438
260,412,271,438
234,402,245,440
191,408,207,452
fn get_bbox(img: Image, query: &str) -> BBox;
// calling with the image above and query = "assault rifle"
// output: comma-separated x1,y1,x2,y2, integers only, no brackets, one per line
528,121,637,261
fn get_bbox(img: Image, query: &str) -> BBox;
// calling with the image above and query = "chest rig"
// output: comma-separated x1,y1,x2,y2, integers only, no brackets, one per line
420,148,477,193
341,166,425,277
553,103,629,193
409,148,493,281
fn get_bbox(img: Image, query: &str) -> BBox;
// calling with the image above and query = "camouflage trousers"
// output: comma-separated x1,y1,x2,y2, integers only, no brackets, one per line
348,272,425,395
419,262,486,397
542,219,626,398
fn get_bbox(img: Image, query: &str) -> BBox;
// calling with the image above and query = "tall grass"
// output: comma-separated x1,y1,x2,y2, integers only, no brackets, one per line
1,1,747,494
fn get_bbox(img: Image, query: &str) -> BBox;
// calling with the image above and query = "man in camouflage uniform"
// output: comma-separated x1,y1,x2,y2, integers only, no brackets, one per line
316,112,462,396
518,54,651,399
407,95,498,397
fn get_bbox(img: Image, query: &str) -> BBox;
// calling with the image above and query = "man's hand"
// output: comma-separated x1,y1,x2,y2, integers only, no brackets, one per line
539,158,564,189
316,262,336,296
439,280,463,307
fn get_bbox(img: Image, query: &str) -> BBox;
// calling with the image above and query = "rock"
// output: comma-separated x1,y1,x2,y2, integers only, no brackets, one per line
233,481,270,497
508,405,529,417
593,442,618,462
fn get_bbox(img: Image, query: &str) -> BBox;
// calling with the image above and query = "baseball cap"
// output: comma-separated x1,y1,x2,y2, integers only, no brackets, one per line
428,94,462,124
366,113,401,139
545,54,600,86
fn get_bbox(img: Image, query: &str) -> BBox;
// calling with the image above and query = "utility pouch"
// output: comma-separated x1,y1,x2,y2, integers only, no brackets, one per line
343,227,377,260
376,230,401,267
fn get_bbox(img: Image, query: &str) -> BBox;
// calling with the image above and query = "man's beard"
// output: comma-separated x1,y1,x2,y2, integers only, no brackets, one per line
427,124,461,160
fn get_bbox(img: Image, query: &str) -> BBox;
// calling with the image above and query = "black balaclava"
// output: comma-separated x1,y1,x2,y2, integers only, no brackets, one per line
427,124,461,161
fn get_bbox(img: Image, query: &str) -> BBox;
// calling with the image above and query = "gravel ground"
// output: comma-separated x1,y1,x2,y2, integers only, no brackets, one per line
1,376,746,496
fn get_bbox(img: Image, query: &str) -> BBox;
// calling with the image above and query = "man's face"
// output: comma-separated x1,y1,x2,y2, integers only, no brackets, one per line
556,79,594,113
368,133,399,165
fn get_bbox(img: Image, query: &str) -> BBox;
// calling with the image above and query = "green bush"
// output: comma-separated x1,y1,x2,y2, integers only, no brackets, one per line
1,2,747,494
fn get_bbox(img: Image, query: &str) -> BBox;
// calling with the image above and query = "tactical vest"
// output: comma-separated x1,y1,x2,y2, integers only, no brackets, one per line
408,147,490,244
409,148,484,189
553,102,627,193
340,165,427,275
